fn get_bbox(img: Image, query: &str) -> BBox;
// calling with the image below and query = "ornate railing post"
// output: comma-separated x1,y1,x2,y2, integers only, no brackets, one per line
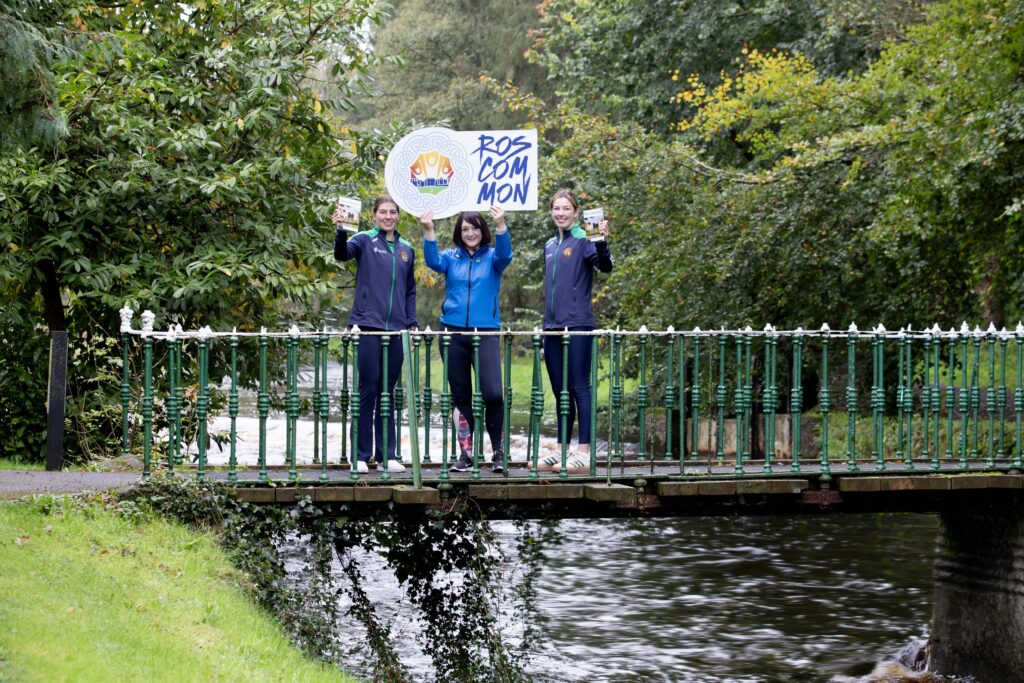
119,306,134,458
379,332,392,482
611,330,624,464
228,330,239,483
716,332,727,467
339,333,351,466
997,327,1009,465
958,323,970,467
931,324,942,471
845,323,859,472
348,328,362,482
734,332,746,475
312,333,321,465
471,330,484,480
529,329,542,480
819,324,832,482
140,311,155,481
558,329,571,479
165,325,178,474
1014,323,1024,471
440,330,452,483
986,324,997,467
691,329,702,466
970,326,982,462
665,327,676,463
903,327,914,469
319,330,330,484
637,326,649,463
871,324,885,471
946,327,957,463
422,331,433,464
763,324,777,474
791,328,803,473
505,330,515,473
196,325,212,482
922,331,932,465
257,328,269,483
284,326,299,483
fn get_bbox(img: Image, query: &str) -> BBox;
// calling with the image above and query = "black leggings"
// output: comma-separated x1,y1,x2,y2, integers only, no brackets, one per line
544,330,593,446
443,328,504,453
354,331,404,462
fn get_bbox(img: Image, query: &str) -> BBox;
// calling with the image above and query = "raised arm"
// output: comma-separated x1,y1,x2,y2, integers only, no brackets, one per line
490,205,512,273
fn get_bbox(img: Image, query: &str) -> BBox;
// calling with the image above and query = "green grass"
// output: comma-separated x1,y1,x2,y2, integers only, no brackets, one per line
0,496,355,683
0,459,44,471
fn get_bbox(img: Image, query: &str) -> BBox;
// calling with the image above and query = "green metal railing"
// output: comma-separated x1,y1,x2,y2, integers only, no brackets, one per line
118,307,1024,488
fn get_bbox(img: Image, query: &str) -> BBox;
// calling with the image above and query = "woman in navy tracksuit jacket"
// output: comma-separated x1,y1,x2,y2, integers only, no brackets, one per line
541,189,612,472
421,205,512,473
334,195,417,474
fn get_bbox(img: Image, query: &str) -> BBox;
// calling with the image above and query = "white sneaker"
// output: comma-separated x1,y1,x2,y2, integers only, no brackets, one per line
386,459,405,472
565,452,588,473
538,454,561,472
356,460,369,474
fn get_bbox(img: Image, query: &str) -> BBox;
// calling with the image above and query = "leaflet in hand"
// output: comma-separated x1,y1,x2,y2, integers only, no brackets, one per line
582,207,605,241
335,197,361,233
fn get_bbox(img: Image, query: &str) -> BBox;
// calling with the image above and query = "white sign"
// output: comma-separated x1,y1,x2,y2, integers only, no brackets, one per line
384,127,538,219
582,207,605,241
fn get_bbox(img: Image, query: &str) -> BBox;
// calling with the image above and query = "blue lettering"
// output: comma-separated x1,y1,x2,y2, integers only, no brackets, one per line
476,182,497,204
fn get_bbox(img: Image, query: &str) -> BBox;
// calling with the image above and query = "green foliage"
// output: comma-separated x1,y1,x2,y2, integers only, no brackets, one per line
0,312,48,461
529,0,926,133
498,0,1024,337
345,0,553,131
0,0,387,460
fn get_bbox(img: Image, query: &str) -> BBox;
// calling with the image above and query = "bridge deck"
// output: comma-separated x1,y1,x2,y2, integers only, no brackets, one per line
194,459,1024,518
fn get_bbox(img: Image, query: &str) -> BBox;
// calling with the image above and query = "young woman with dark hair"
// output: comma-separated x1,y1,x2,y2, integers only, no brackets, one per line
540,188,612,472
333,195,417,474
421,205,513,473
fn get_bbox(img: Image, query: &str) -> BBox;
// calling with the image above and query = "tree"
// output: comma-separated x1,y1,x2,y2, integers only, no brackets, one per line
345,0,552,131
529,0,926,134
0,0,387,460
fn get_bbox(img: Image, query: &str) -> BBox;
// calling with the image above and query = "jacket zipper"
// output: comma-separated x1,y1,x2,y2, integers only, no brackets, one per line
385,237,396,331
548,231,563,319
465,254,475,327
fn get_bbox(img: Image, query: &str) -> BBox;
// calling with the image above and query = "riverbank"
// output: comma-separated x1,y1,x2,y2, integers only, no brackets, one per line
0,493,355,682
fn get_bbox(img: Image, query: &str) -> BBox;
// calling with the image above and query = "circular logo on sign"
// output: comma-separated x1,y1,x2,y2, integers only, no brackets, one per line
562,247,573,258
384,127,471,219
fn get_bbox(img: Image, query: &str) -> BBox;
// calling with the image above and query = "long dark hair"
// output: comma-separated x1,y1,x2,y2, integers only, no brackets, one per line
452,211,492,251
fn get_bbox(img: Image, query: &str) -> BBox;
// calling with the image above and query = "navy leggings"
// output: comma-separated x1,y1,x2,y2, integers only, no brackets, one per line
443,328,504,453
354,330,404,462
544,330,593,446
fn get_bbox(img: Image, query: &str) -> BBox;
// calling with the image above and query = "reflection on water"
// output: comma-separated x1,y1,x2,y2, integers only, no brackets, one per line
307,512,939,682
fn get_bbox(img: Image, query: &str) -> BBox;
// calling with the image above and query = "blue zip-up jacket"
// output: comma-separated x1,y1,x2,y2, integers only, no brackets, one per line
335,227,417,330
424,230,512,329
543,225,613,330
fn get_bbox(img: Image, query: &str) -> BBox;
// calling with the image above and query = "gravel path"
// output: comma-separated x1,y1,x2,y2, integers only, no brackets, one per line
0,471,140,500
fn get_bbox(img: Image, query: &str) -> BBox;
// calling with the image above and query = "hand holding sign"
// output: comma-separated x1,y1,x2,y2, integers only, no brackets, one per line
582,208,609,241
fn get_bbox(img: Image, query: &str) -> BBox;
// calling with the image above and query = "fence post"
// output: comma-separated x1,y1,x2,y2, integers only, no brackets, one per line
119,306,134,459
401,331,422,489
140,311,155,481
819,324,832,482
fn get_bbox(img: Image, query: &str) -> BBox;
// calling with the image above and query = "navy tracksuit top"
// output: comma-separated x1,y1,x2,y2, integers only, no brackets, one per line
423,230,513,329
334,227,417,330
543,225,613,330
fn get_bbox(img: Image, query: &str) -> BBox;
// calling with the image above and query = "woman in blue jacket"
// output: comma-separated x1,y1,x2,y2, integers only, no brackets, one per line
421,205,512,473
334,195,417,474
541,189,612,473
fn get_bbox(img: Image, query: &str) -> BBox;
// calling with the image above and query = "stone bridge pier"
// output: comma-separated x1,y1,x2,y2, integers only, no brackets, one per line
930,497,1024,681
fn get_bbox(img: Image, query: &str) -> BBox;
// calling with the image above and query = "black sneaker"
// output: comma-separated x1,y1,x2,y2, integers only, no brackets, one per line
450,451,473,472
491,451,505,474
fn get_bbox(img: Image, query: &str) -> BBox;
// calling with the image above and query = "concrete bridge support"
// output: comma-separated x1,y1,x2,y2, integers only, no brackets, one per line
929,498,1024,682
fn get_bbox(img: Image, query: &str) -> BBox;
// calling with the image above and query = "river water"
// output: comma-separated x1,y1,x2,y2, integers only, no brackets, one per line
295,512,943,682
241,364,943,680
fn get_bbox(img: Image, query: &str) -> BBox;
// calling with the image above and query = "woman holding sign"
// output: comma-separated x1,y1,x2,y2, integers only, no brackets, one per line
334,195,417,475
541,189,612,472
421,206,513,474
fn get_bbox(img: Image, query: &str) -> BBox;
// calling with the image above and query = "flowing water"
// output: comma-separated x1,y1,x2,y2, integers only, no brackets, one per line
291,512,942,682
